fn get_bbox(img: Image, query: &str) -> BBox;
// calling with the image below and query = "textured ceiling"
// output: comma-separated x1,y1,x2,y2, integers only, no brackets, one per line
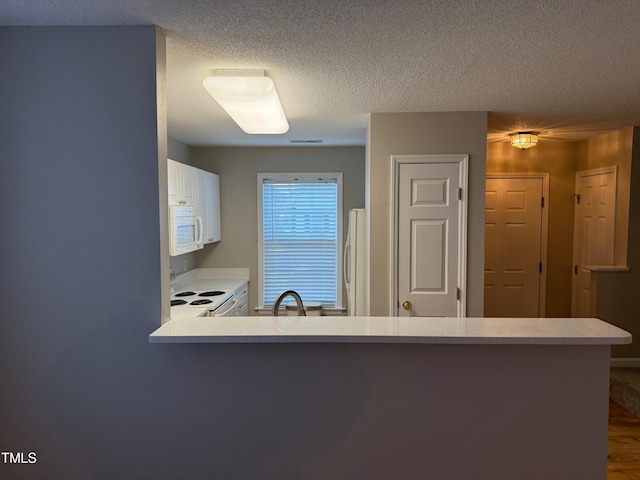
3,0,640,146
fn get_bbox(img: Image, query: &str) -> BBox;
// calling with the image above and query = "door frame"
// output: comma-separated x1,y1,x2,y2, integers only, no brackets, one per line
486,173,550,317
391,154,469,317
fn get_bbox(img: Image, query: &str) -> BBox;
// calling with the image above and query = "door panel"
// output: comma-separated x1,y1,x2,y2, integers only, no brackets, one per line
398,162,461,317
411,220,446,291
484,178,543,317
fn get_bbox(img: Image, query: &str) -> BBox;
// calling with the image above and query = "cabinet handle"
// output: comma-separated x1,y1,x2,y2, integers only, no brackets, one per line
402,301,412,310
195,216,203,245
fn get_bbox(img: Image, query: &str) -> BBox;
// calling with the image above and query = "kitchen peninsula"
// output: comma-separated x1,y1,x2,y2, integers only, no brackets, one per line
149,316,629,480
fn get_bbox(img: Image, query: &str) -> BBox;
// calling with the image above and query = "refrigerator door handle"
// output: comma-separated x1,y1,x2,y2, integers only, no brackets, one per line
343,233,351,296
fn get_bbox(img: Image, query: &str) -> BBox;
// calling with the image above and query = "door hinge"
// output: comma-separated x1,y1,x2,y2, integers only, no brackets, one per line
458,188,462,200
575,194,581,204
574,265,578,274
456,287,461,301
539,262,543,273
541,197,545,208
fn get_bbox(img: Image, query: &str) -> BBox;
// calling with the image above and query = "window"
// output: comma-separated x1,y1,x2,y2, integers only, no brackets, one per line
258,173,343,308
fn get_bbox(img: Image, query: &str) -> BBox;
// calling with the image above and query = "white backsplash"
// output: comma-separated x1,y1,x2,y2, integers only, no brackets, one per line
172,267,249,291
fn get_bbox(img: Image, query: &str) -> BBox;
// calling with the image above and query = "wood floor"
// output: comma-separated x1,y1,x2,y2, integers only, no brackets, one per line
608,400,640,479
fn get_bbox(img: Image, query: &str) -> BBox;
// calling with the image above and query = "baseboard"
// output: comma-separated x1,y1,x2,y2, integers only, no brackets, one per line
611,358,640,368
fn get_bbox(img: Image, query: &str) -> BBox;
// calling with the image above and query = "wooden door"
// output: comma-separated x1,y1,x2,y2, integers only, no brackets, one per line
571,168,617,317
484,178,544,317
395,156,467,317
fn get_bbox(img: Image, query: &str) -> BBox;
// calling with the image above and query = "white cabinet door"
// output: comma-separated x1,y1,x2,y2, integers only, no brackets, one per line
180,165,197,206
167,159,180,205
167,158,197,206
196,169,221,244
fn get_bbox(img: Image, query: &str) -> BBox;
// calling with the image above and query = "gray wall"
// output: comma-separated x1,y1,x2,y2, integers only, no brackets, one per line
168,135,192,165
0,26,168,478
595,126,640,358
367,112,488,316
191,146,366,313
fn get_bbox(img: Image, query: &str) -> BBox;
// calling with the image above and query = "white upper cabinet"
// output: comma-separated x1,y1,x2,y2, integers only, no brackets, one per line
168,158,221,244
167,159,180,204
197,169,221,244
168,158,197,206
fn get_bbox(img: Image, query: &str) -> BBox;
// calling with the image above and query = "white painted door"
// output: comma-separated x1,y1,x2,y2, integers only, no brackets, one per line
396,158,467,317
484,178,544,317
571,167,617,317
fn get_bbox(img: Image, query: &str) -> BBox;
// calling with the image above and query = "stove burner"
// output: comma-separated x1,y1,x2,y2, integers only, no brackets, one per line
190,299,213,306
171,299,188,306
175,291,196,297
198,291,225,297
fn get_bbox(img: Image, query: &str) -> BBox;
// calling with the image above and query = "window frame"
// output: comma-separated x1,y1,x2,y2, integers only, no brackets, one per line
257,172,344,309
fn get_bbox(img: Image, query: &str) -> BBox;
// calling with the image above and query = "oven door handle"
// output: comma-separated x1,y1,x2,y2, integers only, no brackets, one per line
214,297,237,316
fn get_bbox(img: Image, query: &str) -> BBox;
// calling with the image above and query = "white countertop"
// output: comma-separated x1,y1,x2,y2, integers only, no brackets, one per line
149,316,631,345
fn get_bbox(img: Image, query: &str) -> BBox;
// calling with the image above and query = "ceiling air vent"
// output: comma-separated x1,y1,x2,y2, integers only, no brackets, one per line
289,139,323,144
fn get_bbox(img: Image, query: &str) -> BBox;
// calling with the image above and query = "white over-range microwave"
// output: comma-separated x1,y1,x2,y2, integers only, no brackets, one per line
169,205,203,256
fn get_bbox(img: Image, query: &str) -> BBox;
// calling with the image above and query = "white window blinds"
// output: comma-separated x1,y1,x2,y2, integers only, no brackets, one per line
260,175,341,307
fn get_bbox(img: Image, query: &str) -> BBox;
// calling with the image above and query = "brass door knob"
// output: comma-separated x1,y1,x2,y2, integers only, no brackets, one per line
402,300,412,310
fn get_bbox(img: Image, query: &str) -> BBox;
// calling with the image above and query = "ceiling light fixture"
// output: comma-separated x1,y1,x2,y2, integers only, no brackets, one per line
203,70,289,134
510,132,539,150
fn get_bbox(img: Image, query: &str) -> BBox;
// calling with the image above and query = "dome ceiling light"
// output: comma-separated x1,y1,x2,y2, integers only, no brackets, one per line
510,132,539,150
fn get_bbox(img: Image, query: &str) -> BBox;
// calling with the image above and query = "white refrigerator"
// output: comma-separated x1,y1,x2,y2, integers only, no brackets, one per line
344,208,368,316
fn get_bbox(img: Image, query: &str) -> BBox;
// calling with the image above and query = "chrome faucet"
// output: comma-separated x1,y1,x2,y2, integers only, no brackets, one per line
272,290,306,316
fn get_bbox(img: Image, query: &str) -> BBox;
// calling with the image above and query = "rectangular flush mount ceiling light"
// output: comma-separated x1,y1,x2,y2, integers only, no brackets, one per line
202,70,289,134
